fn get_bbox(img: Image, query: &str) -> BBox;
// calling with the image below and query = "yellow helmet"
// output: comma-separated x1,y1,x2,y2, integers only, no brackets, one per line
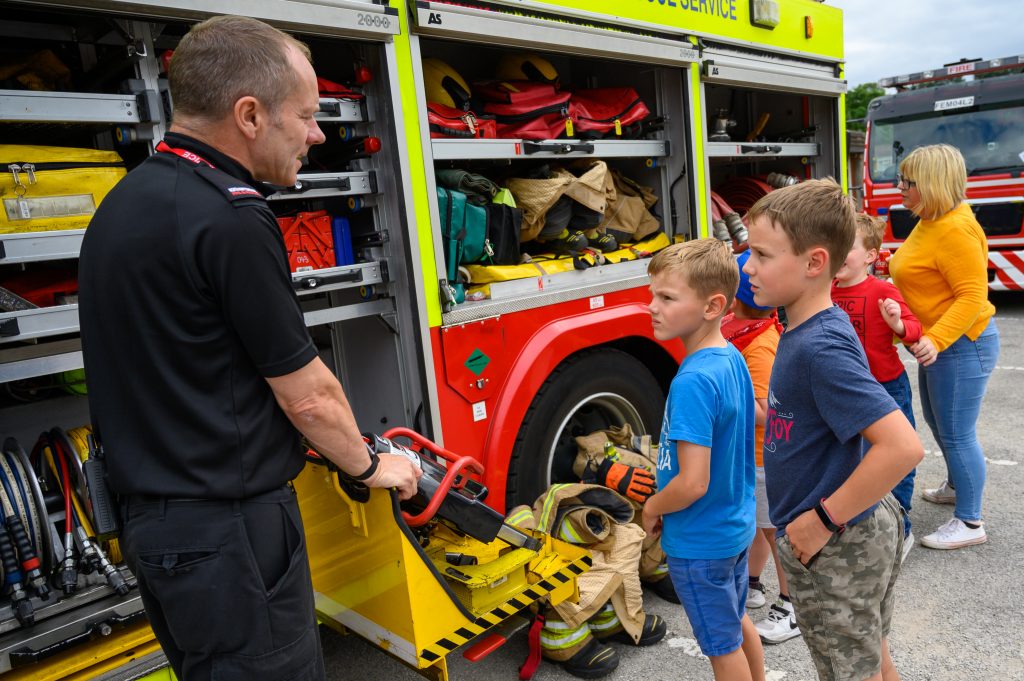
496,52,559,84
422,58,471,110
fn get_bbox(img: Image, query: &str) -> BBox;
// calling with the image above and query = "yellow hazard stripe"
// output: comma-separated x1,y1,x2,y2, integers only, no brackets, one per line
418,552,591,663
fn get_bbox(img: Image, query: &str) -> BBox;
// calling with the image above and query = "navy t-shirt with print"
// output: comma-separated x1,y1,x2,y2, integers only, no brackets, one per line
764,306,898,533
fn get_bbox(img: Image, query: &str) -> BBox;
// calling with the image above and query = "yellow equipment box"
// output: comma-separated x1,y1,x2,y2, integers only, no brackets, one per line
294,432,591,681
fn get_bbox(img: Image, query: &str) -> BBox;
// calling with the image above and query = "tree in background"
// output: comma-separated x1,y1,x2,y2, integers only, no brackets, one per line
846,82,884,131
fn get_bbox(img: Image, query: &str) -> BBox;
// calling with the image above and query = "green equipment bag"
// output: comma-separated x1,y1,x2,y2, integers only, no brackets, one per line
437,187,488,293
1,145,126,233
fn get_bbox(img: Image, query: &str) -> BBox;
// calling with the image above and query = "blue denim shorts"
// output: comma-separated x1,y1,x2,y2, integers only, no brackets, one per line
667,549,748,657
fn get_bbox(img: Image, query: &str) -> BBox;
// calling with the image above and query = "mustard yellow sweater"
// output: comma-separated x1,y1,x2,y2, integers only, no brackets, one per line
889,203,995,353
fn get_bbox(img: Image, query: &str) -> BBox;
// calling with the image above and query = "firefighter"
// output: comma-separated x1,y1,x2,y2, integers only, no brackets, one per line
77,16,420,681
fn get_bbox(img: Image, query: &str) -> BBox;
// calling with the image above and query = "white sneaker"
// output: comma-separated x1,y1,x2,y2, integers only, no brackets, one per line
746,581,766,608
920,518,987,549
921,480,956,505
901,531,914,563
756,600,801,644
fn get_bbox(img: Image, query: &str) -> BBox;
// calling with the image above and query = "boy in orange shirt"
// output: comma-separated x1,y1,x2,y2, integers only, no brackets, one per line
721,251,796,644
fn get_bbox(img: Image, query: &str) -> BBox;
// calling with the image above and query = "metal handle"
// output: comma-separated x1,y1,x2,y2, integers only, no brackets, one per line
291,268,363,291
740,144,783,154
523,141,595,155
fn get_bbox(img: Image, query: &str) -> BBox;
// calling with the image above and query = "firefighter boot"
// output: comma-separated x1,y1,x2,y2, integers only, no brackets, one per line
589,603,667,647
644,568,680,604
541,614,618,679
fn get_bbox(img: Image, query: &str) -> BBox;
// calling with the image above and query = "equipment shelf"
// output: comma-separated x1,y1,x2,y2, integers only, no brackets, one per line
0,304,79,345
0,90,145,124
0,230,84,264
430,138,668,161
705,142,820,158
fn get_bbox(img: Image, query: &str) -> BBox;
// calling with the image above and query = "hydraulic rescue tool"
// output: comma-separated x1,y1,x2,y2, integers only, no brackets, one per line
296,429,590,681
364,430,541,551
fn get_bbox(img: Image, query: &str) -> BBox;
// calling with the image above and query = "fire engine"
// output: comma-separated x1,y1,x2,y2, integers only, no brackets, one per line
864,55,1024,290
0,0,848,678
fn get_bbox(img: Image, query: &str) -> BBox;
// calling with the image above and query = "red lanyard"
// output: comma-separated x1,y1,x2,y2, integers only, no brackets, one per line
156,140,215,168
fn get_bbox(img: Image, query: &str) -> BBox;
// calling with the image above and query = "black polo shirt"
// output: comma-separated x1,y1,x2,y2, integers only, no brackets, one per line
79,133,317,499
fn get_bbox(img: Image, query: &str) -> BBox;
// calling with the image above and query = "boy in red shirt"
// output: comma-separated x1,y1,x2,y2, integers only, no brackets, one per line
832,214,921,550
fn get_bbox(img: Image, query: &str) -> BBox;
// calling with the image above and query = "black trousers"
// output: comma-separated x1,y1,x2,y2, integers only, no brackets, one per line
120,485,325,681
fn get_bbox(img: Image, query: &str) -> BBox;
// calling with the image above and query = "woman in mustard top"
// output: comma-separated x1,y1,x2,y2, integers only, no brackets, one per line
889,144,1000,551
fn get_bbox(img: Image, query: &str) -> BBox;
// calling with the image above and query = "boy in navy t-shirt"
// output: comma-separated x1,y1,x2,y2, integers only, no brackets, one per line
742,179,924,681
642,239,764,681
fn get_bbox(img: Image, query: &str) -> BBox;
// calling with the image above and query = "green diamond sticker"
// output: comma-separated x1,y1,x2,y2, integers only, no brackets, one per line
465,349,490,376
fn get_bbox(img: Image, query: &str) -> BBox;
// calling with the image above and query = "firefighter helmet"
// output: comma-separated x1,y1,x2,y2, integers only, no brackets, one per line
496,52,559,84
423,58,472,110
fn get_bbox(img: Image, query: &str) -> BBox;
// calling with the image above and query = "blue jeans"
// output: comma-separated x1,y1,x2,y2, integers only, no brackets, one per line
918,320,1000,523
871,371,916,536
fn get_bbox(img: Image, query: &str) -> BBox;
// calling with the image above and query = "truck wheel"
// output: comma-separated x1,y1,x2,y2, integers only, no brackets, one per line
505,349,665,509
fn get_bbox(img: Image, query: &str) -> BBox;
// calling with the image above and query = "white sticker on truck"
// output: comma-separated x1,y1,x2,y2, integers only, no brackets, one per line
934,96,975,111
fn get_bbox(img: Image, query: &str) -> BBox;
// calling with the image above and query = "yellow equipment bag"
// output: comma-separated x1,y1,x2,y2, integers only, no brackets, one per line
1,145,126,233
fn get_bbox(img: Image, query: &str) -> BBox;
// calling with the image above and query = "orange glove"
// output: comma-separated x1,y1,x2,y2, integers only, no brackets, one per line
595,458,656,503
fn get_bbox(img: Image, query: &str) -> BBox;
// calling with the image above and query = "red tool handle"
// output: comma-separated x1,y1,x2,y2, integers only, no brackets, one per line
382,427,485,528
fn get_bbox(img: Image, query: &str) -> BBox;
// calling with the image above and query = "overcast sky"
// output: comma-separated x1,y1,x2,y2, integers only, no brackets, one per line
831,0,1023,87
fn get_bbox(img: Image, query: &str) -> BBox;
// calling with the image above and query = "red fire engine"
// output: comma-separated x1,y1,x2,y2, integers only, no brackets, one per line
863,55,1024,290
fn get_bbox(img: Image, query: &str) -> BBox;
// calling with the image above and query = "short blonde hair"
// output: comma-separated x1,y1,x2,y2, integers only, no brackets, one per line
648,238,738,309
855,213,885,253
898,144,966,220
746,178,856,278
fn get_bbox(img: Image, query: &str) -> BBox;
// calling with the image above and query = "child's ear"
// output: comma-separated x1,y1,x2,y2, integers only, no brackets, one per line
806,246,830,278
705,292,728,318
866,248,879,265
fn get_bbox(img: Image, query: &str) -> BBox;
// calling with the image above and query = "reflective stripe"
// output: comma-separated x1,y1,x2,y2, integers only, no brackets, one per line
542,618,577,631
651,563,669,576
506,509,533,527
540,626,591,650
557,517,586,544
538,484,571,530
587,604,620,631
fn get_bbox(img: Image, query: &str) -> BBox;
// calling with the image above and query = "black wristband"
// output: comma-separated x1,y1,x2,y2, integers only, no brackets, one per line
814,500,844,534
351,449,380,481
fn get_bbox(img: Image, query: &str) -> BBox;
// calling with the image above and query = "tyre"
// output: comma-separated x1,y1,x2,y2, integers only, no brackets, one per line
505,348,666,508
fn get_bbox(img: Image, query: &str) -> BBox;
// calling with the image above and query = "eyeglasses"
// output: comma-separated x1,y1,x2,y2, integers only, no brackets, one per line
895,173,917,189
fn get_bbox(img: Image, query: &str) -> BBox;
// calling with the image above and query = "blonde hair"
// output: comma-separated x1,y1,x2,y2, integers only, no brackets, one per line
648,238,738,308
746,178,856,278
170,16,312,122
898,144,966,220
854,213,885,253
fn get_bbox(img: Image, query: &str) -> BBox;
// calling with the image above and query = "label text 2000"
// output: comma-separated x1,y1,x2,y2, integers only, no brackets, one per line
357,13,391,28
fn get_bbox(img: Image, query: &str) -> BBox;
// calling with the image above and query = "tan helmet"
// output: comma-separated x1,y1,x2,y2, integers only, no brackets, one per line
496,52,559,84
422,58,472,110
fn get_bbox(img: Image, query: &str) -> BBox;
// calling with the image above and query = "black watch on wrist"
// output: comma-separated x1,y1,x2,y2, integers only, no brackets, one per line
814,500,845,534
351,447,380,481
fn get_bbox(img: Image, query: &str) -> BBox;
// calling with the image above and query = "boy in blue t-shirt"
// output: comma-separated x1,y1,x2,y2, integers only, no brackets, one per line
742,179,924,681
642,239,764,681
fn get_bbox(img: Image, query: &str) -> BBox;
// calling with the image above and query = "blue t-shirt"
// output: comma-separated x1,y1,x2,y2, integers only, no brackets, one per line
657,345,756,560
765,306,899,533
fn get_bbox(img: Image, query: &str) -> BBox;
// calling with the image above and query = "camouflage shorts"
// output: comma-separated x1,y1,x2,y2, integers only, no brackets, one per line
777,495,905,681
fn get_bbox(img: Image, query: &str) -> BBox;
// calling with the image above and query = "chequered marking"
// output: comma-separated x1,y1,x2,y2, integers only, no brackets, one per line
417,553,592,664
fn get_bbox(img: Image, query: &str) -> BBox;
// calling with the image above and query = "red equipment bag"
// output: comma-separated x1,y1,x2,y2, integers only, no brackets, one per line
427,102,497,139
571,88,650,138
316,76,365,100
475,81,575,140
276,210,336,272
